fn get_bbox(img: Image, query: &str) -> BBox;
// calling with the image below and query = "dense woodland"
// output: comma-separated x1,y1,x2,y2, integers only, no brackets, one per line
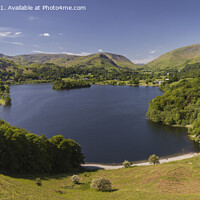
159,62,200,82
11,65,156,84
147,78,200,141
0,119,84,174
178,63,200,78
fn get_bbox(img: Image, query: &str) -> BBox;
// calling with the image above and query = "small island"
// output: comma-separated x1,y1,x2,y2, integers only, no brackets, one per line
52,79,91,90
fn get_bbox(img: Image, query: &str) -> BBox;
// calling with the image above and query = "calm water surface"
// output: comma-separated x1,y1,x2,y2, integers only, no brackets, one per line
0,84,199,163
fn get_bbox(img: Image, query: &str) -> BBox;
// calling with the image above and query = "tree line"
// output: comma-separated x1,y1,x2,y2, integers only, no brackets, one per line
147,78,200,142
0,119,84,174
0,60,161,84
53,79,91,90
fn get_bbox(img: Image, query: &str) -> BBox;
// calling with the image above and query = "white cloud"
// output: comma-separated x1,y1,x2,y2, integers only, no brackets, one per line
10,42,23,46
28,16,38,21
59,33,63,36
14,32,22,35
149,50,156,54
98,49,103,52
32,50,57,54
0,40,23,46
32,50,92,56
132,56,155,64
0,32,12,38
0,27,22,38
62,52,92,56
39,33,51,37
33,44,40,48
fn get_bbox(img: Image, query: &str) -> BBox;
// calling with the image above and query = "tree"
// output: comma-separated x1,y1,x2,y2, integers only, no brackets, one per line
71,175,80,184
123,160,133,168
90,178,112,191
36,178,42,186
148,154,159,165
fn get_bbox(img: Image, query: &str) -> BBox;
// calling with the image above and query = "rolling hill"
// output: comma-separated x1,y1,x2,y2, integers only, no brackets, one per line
1,155,200,199
1,52,138,70
147,44,200,71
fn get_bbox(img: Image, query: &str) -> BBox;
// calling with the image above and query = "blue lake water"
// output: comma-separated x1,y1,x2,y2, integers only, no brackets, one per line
0,84,199,163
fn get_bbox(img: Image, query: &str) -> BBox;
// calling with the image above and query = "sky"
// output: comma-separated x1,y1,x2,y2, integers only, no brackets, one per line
1,0,200,63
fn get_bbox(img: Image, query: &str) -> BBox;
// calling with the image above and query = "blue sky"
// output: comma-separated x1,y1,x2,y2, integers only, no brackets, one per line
1,0,200,63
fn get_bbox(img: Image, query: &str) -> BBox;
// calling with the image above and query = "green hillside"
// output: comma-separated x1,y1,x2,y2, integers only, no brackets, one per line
4,52,138,70
179,54,200,69
147,44,200,71
0,57,18,69
6,54,77,66
1,155,200,199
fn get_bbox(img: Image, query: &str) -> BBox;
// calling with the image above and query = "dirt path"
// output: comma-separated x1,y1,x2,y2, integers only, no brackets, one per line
82,153,199,170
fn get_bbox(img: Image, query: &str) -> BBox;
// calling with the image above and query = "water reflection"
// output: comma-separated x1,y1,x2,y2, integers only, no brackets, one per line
147,120,200,154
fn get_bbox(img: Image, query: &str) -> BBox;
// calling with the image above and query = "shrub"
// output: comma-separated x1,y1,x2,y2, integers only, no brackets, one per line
90,177,112,191
71,175,80,184
36,178,42,186
123,160,133,168
148,154,160,165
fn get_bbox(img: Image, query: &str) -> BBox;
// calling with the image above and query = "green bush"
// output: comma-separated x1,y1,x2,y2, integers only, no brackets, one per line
36,178,42,186
90,178,112,191
123,160,133,168
71,175,80,184
148,154,160,165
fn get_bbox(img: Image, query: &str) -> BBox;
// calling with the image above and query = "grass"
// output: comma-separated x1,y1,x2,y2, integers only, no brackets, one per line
2,156,200,199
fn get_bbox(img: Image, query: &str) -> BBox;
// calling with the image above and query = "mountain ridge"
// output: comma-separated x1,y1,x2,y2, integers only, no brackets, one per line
0,52,139,70
147,44,200,71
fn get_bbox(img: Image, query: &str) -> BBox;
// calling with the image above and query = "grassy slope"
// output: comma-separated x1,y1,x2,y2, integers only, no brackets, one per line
4,53,139,70
179,54,200,69
147,44,200,71
2,156,200,199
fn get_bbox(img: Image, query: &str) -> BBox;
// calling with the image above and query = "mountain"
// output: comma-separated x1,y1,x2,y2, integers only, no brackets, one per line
6,54,77,66
2,52,138,70
147,44,200,71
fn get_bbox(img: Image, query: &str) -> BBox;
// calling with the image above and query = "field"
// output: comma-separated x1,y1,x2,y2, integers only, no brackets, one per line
2,156,200,199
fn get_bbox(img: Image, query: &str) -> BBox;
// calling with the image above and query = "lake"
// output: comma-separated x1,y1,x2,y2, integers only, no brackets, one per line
0,84,199,164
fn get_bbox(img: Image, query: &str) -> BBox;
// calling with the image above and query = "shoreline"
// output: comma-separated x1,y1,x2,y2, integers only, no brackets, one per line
82,152,200,170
